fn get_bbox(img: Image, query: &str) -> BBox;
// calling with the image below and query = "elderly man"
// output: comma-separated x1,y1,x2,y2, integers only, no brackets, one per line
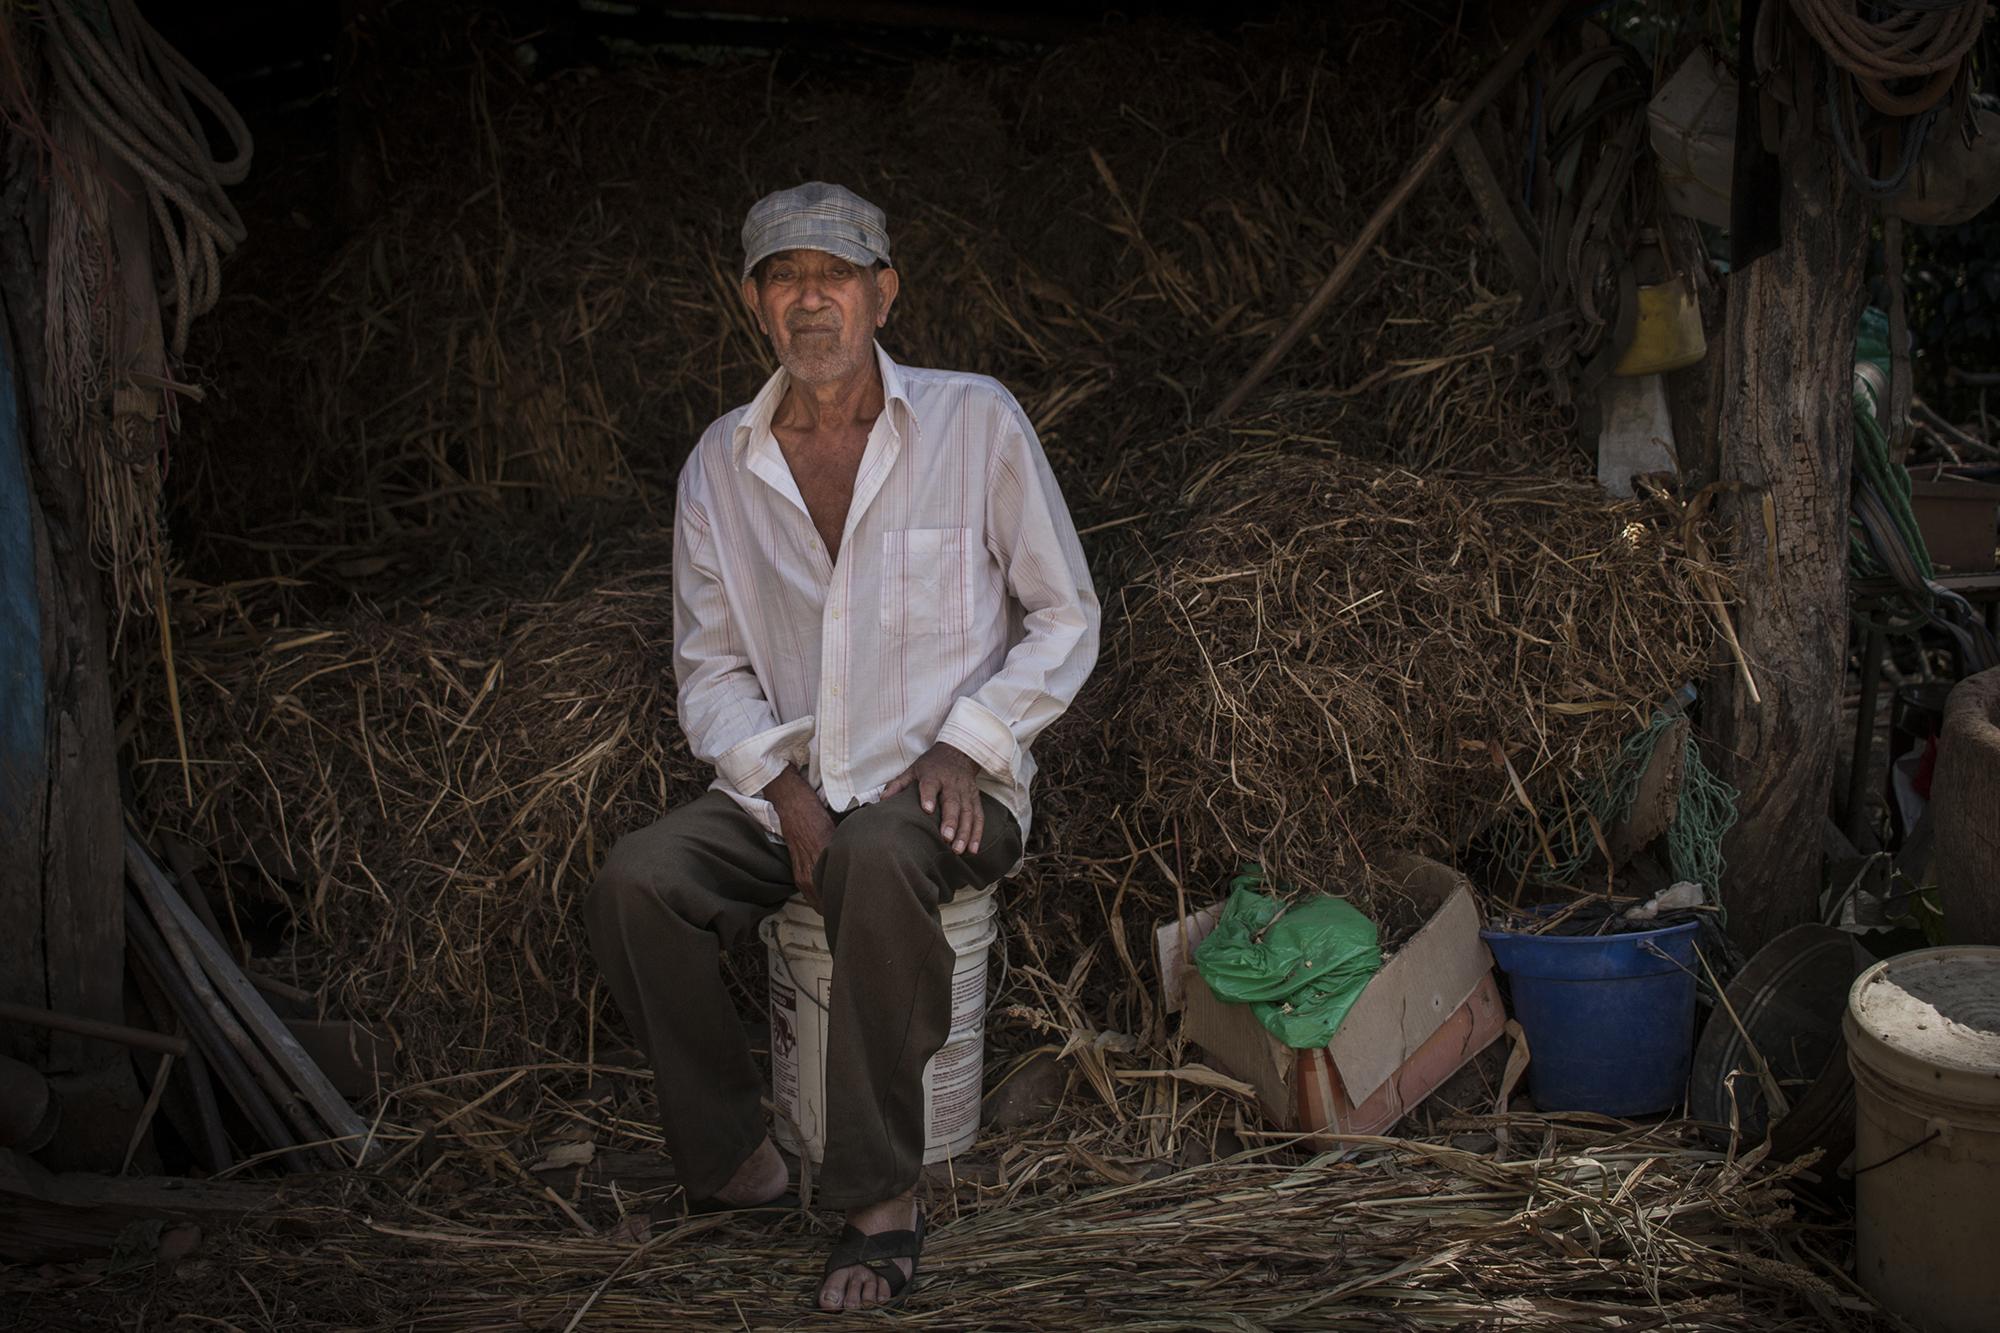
585,182,1100,1311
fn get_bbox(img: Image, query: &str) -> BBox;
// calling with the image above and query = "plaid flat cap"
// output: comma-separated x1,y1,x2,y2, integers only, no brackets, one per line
741,181,892,281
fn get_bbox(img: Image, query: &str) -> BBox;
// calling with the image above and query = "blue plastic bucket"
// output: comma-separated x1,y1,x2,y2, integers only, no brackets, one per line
1480,919,1701,1116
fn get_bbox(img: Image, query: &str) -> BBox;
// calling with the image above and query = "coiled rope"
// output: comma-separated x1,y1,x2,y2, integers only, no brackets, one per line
1784,0,1986,195
42,0,252,357
1790,0,1984,117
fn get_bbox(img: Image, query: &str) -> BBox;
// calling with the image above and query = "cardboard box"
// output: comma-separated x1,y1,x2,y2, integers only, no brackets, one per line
1158,853,1504,1143
1908,470,2000,573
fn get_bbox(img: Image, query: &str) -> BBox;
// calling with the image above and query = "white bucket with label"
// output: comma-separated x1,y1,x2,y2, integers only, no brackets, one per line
1846,945,2000,1333
761,888,998,1165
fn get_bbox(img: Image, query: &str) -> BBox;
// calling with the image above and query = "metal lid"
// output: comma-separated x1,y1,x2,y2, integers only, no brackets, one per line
1689,924,1858,1159
1845,946,2000,1111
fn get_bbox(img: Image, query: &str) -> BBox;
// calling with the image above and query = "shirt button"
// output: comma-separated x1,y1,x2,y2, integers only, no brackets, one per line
831,609,840,621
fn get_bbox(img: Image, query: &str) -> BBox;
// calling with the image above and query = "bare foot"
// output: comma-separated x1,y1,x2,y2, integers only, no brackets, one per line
710,1135,789,1207
818,1192,918,1311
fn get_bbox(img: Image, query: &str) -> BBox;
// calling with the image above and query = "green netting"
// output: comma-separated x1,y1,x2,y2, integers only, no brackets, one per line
1494,706,1738,907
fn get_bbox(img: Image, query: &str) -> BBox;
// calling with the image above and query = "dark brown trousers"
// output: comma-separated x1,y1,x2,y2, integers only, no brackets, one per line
585,787,1020,1209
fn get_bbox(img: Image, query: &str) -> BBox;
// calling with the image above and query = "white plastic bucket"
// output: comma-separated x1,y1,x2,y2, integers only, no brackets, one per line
761,888,998,1165
1845,946,2000,1333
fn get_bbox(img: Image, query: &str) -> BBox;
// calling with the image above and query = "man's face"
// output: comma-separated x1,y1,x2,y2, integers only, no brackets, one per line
741,249,899,387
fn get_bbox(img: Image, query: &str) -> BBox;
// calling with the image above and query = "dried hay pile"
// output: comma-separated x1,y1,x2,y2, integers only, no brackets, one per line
136,10,1716,1075
146,465,1724,1090
22,1117,1881,1330
1105,457,1719,910
179,13,1568,553
155,517,699,1076
142,7,1642,1081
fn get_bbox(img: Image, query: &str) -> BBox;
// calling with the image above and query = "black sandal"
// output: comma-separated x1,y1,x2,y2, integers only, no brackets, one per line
815,1206,925,1311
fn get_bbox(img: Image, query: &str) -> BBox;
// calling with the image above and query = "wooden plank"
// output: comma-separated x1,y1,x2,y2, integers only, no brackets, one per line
0,130,125,1081
127,836,376,1164
0,1147,282,1263
0,1000,189,1057
1441,98,1541,293
161,837,238,961
125,890,318,1173
123,940,233,1173
1207,0,1570,425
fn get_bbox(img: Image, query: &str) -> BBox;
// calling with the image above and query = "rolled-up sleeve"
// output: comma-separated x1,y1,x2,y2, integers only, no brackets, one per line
935,392,1100,783
673,470,813,795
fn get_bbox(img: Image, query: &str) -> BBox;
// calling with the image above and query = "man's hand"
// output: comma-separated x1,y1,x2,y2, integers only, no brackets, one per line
882,742,984,855
764,766,836,909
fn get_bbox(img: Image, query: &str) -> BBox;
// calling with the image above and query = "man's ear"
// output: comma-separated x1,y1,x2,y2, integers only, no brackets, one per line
874,266,900,327
740,275,767,334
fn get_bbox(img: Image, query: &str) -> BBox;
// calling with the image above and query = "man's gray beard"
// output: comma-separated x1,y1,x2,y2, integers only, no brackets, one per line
780,340,866,386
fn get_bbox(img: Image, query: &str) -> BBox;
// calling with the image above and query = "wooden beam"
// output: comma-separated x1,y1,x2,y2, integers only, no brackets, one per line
1708,57,1872,949
1207,0,1572,426
0,1147,283,1263
0,94,126,1086
1442,98,1541,293
124,889,322,1174
127,836,377,1165
0,1001,188,1058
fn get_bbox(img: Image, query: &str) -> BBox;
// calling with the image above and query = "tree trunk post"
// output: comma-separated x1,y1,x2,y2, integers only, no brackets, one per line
2,27,135,1165
1710,55,1871,951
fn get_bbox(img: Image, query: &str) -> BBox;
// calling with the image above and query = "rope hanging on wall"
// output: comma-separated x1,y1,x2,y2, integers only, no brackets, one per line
43,0,252,358
1783,0,1986,195
1530,43,1655,412
1790,0,1984,118
34,1,252,628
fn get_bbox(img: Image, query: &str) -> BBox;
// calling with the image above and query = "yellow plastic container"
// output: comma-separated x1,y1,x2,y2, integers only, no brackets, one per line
1612,278,1707,376
1846,946,2000,1333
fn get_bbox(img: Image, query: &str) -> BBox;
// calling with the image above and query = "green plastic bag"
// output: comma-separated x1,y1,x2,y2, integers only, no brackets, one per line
1193,876,1382,1050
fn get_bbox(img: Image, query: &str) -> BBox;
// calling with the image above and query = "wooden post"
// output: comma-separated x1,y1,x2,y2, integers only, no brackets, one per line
1708,53,1871,951
0,80,126,1082
1,21,138,1170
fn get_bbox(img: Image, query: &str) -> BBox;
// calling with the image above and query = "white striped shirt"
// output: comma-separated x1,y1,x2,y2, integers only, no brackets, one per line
673,343,1100,842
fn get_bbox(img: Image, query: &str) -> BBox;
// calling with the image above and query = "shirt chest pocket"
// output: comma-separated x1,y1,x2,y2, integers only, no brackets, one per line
879,527,977,637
